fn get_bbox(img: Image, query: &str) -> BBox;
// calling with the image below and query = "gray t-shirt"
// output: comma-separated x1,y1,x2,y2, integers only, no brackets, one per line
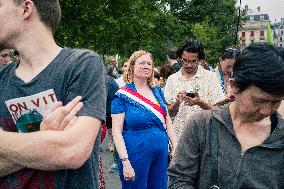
0,48,106,189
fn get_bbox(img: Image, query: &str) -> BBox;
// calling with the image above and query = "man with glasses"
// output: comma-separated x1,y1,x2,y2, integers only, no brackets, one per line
164,39,225,142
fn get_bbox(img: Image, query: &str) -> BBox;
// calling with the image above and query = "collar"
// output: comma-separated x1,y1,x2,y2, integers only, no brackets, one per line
212,105,284,148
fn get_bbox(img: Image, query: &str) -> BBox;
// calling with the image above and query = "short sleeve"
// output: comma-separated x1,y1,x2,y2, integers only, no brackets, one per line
64,50,107,122
207,72,226,104
111,96,126,114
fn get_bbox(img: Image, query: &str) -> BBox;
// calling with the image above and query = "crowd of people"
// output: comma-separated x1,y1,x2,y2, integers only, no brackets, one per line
0,1,283,189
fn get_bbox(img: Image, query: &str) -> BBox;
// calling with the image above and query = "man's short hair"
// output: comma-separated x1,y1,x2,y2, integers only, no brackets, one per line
176,39,205,60
13,0,61,32
167,48,178,59
233,43,284,95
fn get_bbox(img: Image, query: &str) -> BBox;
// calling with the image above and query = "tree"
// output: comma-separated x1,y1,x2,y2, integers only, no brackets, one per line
55,0,241,66
191,19,222,67
266,23,274,45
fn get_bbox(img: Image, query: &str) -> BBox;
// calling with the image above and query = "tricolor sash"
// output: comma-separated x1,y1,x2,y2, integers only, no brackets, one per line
116,87,167,130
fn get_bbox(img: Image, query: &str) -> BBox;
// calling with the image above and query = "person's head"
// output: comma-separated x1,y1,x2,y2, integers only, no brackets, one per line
0,0,61,48
177,39,205,74
160,64,176,80
231,43,284,122
219,46,241,76
13,0,61,32
121,61,129,75
110,58,117,66
0,49,13,65
124,50,155,87
107,64,118,78
167,48,178,61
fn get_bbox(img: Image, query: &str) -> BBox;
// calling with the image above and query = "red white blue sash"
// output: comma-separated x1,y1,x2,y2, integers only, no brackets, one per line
116,87,167,129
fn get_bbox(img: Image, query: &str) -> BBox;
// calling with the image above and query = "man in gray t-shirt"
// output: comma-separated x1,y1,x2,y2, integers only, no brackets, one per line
0,1,106,188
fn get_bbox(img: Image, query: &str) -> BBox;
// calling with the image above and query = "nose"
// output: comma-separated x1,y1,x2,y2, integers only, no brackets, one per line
142,64,151,69
185,63,194,68
259,102,273,117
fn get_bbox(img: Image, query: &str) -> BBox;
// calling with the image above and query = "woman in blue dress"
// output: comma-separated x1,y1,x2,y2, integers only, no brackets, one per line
112,51,177,189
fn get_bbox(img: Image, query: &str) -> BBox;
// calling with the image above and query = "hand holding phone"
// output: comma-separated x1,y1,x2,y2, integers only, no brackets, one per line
186,92,198,98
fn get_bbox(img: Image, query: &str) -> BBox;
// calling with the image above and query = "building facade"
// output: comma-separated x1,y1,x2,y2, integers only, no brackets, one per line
272,18,284,47
238,6,270,48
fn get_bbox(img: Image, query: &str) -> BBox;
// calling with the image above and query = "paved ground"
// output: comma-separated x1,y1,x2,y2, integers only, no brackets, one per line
101,136,121,189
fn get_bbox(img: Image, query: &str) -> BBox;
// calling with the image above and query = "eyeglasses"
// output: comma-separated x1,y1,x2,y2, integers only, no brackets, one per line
181,58,199,65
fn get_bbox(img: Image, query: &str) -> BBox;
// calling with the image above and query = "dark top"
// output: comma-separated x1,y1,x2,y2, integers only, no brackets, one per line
168,105,284,189
0,48,106,189
172,62,181,72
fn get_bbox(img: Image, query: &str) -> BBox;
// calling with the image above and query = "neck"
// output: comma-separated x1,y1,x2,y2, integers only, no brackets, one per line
181,67,197,79
229,102,250,125
229,102,270,126
133,77,149,89
13,25,62,69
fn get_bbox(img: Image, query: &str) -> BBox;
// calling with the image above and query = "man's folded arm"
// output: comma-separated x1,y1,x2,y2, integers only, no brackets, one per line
0,157,24,177
0,116,101,171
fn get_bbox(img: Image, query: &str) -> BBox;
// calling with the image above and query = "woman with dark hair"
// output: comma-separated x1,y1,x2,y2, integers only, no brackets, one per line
159,63,176,87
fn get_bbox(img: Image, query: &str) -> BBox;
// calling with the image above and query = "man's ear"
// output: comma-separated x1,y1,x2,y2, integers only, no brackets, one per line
21,0,35,21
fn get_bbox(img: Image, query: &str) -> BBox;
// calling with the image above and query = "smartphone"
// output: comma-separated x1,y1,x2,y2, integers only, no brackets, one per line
186,92,198,98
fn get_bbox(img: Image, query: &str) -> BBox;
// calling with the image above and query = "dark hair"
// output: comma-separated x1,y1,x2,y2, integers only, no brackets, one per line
176,39,205,60
14,0,61,33
167,48,178,59
107,65,117,78
154,71,160,80
233,43,284,95
220,46,241,60
276,47,284,58
160,64,176,80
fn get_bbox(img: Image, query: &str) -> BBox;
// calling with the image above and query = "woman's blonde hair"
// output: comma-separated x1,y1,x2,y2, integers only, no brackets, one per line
124,50,156,87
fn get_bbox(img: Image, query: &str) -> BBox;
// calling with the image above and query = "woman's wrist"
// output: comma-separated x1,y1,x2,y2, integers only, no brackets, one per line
122,159,131,166
120,157,129,162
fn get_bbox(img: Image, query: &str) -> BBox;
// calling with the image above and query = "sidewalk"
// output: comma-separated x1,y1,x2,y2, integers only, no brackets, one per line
101,137,121,189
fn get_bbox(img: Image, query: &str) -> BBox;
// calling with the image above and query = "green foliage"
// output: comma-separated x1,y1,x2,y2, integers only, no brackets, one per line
191,19,222,67
55,0,241,67
266,23,274,45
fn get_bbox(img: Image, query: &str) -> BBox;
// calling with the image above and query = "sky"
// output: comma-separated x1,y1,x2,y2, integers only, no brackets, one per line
239,0,284,23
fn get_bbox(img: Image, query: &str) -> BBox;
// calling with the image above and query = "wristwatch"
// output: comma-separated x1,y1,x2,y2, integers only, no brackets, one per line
121,157,129,161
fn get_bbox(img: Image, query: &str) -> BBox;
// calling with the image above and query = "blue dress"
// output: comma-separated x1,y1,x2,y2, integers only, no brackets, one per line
112,83,168,189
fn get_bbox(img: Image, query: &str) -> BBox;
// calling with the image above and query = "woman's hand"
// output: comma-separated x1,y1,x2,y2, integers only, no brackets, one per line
122,160,135,182
40,96,83,131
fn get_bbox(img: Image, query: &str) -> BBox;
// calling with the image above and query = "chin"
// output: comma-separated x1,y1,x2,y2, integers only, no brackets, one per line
184,69,193,73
